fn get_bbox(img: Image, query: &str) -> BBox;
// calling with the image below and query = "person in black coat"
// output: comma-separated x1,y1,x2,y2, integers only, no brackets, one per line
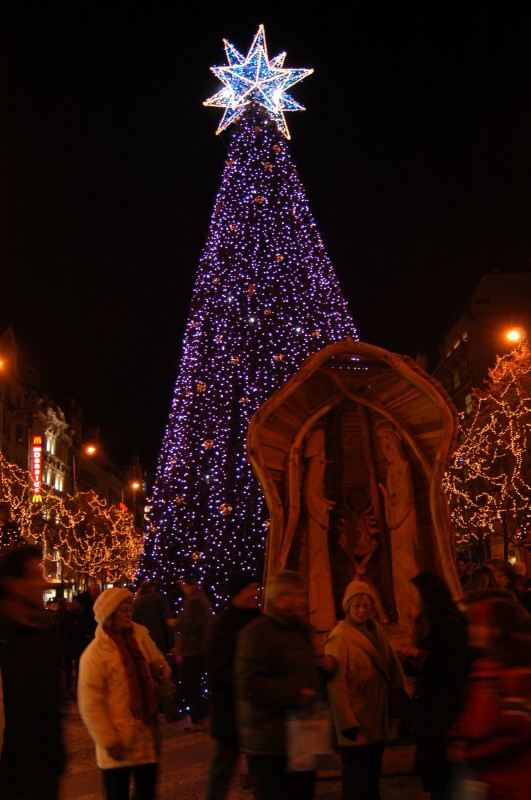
204,571,261,800
0,543,66,800
397,570,469,800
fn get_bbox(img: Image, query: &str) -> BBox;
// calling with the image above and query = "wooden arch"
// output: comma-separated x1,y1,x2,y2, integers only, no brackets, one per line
247,338,461,637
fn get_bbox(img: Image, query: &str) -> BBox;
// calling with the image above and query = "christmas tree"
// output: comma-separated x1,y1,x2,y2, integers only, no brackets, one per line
140,26,357,604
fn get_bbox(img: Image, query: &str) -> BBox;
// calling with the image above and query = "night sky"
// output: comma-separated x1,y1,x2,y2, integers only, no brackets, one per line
2,4,531,483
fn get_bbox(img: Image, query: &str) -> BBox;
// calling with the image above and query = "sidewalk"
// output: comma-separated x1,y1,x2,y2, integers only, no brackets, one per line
60,698,426,800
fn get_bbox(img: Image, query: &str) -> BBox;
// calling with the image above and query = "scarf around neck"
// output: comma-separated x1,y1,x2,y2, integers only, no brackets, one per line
106,625,159,727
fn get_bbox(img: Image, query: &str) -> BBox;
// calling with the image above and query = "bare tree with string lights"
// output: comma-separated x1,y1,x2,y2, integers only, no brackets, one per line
443,340,531,561
139,26,358,606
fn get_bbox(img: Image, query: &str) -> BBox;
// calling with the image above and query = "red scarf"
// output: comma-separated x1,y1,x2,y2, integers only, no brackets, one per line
106,626,159,727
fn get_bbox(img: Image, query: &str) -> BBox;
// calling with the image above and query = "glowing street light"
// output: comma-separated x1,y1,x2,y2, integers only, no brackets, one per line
505,327,526,344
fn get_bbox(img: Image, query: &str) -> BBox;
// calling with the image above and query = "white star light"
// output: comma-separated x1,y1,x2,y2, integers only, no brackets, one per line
203,24,313,139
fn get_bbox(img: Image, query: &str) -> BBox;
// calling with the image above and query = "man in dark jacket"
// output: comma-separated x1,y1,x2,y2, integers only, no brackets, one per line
204,571,261,800
0,543,66,799
133,579,175,655
234,570,334,800
174,568,213,731
133,579,179,721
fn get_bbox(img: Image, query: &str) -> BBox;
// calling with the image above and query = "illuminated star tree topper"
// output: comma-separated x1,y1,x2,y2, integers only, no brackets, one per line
203,24,313,139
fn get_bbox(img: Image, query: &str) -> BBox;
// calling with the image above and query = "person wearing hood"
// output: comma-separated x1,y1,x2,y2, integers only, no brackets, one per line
204,570,261,800
324,579,407,800
77,586,171,800
235,570,333,800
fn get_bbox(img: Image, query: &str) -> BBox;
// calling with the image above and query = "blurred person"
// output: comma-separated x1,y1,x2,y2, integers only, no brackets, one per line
324,579,407,800
61,590,101,695
234,569,335,800
133,580,175,655
455,558,469,588
173,568,213,731
396,570,469,800
83,582,101,642
77,587,171,800
448,597,531,800
204,571,261,800
486,558,521,597
463,564,498,595
133,579,178,722
487,557,531,613
0,543,66,799
0,666,3,755
464,561,478,582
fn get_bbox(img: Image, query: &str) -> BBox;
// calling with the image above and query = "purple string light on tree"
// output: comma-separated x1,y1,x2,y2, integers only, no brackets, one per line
139,26,357,606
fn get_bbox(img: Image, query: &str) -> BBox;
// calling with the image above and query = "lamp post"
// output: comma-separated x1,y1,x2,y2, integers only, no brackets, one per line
71,441,98,496
130,481,140,527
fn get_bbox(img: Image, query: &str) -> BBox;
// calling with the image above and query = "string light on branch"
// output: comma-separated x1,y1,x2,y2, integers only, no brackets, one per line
139,30,357,606
443,341,531,550
0,452,143,583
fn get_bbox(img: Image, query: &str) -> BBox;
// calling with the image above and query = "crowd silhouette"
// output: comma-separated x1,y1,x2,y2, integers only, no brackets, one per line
1,540,530,800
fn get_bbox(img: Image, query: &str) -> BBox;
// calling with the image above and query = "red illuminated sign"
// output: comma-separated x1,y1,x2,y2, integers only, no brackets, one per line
31,435,43,503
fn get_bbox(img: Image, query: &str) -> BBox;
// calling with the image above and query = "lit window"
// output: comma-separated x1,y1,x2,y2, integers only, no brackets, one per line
453,369,461,389
465,393,472,414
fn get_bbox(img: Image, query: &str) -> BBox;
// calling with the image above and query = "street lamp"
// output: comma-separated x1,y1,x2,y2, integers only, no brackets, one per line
505,327,526,344
130,481,140,526
71,441,99,495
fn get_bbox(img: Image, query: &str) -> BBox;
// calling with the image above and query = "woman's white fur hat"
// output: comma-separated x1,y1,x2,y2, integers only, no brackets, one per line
93,587,133,625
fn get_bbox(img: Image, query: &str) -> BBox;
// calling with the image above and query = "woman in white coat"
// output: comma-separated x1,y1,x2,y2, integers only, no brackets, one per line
77,587,171,800
325,580,407,800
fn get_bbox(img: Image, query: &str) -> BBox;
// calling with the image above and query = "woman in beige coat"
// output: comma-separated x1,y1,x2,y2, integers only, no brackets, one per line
77,587,171,800
325,580,407,800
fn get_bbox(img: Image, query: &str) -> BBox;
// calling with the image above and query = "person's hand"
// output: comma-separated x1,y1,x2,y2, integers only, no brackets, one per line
342,726,359,741
106,742,127,760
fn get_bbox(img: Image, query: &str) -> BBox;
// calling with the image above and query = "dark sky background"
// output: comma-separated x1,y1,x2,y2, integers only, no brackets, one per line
2,4,531,483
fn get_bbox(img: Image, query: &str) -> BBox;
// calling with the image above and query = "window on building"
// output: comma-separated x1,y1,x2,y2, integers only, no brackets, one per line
453,369,461,389
465,393,473,414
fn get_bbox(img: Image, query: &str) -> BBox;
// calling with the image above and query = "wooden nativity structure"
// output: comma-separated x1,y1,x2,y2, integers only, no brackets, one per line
247,338,462,638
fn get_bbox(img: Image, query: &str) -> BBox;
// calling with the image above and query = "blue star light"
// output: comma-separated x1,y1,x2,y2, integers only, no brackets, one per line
203,25,313,140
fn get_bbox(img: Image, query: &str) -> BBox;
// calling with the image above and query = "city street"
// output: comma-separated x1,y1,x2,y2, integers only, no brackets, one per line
59,697,426,800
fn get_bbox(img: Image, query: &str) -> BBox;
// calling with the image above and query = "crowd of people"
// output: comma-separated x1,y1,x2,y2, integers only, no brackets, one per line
0,540,530,800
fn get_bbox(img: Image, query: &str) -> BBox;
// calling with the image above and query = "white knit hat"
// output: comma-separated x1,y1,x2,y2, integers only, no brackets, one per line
342,579,380,615
93,587,133,626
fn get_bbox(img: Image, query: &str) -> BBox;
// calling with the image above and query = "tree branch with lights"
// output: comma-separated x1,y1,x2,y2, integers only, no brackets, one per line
0,452,143,584
443,341,531,559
